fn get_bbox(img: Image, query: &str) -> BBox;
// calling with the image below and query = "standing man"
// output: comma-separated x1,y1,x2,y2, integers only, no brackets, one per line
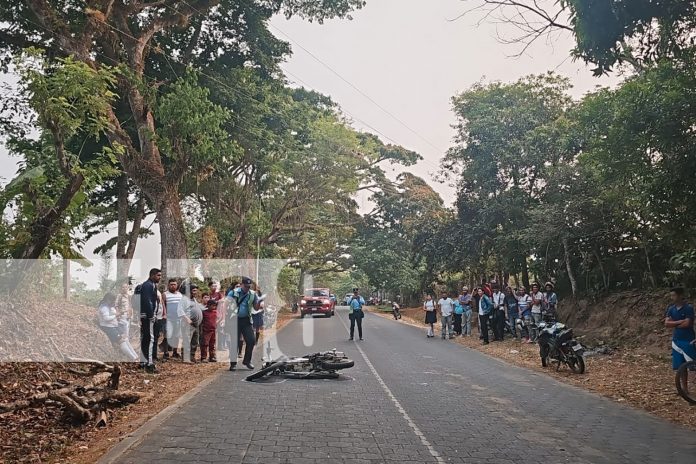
517,287,533,343
139,268,162,374
438,292,455,339
153,285,167,361
530,283,544,336
491,284,505,341
178,283,203,363
164,279,182,358
665,287,696,372
348,288,366,341
477,287,493,345
227,277,260,371
459,288,473,337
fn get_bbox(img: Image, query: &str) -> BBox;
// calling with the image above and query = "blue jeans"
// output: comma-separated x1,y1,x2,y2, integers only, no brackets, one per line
463,309,472,335
508,313,518,337
441,315,453,337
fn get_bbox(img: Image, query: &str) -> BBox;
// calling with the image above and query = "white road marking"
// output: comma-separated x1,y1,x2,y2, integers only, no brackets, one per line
337,313,446,464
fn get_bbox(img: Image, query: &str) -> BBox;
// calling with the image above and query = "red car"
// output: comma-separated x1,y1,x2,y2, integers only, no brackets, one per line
300,288,335,318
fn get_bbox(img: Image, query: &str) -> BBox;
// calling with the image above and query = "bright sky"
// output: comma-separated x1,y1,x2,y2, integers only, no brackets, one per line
0,0,620,285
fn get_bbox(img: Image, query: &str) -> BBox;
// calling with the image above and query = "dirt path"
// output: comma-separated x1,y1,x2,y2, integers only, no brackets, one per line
0,311,297,464
373,307,696,430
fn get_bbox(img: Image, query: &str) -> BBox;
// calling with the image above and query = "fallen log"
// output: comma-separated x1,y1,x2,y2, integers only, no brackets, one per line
0,372,111,414
48,392,93,423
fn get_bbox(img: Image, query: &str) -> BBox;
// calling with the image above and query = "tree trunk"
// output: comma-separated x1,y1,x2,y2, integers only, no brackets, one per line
297,268,305,297
521,257,530,290
116,174,129,280
593,249,609,291
643,243,656,288
562,236,578,297
152,190,189,279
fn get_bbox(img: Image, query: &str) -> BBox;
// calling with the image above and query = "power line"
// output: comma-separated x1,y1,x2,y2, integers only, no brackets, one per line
268,22,446,155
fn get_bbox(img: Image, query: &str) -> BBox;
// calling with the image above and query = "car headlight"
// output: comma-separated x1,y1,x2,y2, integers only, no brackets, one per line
300,299,306,305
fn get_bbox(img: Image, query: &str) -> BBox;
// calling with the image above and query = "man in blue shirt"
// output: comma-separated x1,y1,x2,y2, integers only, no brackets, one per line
665,287,696,370
348,288,366,341
226,277,260,371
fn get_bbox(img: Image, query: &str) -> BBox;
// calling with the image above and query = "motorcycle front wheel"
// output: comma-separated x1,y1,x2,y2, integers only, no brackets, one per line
676,361,696,404
245,361,287,381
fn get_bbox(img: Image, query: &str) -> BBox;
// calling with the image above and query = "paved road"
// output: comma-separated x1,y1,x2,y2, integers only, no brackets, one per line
107,307,696,464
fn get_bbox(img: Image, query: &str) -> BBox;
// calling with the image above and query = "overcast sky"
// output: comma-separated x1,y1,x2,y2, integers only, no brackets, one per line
0,0,620,285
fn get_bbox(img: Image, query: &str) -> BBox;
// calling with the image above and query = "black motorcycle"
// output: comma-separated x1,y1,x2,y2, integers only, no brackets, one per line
245,349,354,381
537,321,586,374
392,302,402,320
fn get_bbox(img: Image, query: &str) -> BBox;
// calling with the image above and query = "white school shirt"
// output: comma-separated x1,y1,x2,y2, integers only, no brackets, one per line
438,298,454,317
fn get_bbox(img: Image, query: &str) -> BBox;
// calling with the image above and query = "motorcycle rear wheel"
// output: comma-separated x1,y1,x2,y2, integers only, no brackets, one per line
320,358,355,371
245,361,287,381
567,352,586,374
676,361,696,404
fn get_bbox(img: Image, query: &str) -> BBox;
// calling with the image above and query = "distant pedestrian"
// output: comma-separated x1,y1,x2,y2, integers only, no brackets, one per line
504,286,519,339
348,288,365,341
226,277,260,371
453,296,464,336
459,288,473,336
477,288,492,345
491,284,505,341
530,283,544,327
252,286,265,341
423,294,437,338
139,268,162,373
665,287,696,371
164,279,182,358
438,292,454,339
98,293,138,361
179,283,202,363
543,282,558,320
517,287,533,343
200,300,218,362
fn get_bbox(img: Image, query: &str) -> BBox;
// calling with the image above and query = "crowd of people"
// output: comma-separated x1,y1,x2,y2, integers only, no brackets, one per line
422,281,558,344
96,268,267,374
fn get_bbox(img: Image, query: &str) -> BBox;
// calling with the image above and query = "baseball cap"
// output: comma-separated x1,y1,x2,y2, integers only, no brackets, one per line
241,277,253,285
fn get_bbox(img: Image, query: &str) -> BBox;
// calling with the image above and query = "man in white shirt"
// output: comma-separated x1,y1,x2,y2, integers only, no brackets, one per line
530,283,544,323
438,293,455,340
491,285,506,341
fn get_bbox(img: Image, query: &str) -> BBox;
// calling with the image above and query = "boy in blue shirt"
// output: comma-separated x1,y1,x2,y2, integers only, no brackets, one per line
665,287,696,370
226,277,260,371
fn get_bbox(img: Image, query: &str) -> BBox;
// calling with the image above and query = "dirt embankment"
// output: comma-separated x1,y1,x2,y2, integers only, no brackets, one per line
557,289,670,355
377,290,695,430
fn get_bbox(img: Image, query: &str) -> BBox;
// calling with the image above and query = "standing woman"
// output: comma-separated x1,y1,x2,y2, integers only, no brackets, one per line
423,294,437,338
472,287,482,338
477,288,493,345
453,294,464,336
504,287,519,339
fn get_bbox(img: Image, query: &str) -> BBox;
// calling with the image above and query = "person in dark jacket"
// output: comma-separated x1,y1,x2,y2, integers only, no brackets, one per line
140,268,162,373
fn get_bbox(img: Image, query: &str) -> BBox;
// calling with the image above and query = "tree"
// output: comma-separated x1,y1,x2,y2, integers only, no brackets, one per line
458,0,696,74
0,0,366,275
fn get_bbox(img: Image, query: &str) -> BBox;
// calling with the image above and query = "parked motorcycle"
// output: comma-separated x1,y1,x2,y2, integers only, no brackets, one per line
537,321,586,374
392,302,402,320
245,349,354,381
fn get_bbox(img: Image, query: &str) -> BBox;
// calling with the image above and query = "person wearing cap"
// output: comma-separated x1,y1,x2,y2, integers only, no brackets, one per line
200,299,218,362
226,277,260,370
348,288,365,341
543,282,558,320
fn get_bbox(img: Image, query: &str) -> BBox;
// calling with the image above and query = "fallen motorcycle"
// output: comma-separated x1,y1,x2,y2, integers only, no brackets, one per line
245,349,355,381
537,321,586,374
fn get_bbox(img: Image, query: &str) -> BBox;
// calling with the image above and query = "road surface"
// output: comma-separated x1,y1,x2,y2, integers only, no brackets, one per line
104,307,696,464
